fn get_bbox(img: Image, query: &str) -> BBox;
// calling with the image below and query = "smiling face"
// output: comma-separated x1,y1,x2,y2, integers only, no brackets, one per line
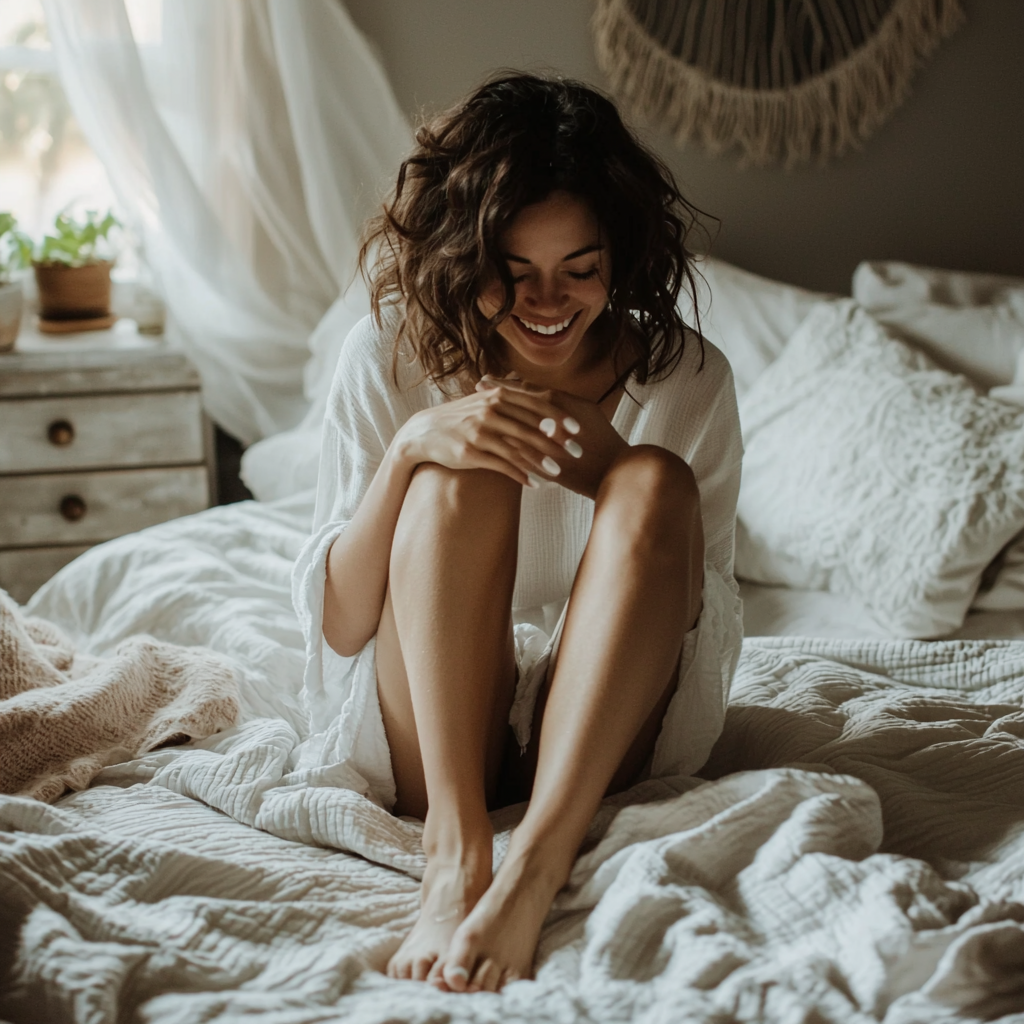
478,191,611,380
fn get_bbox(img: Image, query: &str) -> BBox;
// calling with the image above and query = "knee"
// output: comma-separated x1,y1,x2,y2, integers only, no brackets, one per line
600,445,700,513
597,446,703,562
405,462,520,516
393,463,520,558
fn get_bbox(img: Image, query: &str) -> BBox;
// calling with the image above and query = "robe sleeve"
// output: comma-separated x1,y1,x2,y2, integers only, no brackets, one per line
291,312,423,750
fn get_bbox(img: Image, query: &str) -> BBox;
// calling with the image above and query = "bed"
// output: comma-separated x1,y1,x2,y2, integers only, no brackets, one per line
2,258,1024,1024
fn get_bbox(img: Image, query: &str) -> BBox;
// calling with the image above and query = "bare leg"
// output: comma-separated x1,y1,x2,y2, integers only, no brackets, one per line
378,464,521,982
441,446,705,992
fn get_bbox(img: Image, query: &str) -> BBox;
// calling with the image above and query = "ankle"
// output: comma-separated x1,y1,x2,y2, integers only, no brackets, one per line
500,830,577,895
422,805,493,865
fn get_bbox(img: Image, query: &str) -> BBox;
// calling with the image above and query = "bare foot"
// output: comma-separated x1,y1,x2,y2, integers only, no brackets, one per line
440,843,567,992
387,836,492,984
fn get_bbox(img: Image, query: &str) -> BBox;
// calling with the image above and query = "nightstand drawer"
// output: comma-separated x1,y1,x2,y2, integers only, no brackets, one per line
0,391,204,473
0,545,91,604
0,466,210,546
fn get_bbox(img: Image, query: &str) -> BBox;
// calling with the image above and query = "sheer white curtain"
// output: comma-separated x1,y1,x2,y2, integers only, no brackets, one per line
43,0,411,444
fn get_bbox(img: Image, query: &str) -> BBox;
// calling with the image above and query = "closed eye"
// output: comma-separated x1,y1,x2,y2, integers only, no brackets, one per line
509,266,600,283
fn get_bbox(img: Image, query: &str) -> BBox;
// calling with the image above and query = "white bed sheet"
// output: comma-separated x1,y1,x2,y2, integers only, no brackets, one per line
2,499,1023,1023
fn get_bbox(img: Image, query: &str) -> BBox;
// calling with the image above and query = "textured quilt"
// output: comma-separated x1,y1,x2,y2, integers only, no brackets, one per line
2,635,1023,1023
1,500,1022,1022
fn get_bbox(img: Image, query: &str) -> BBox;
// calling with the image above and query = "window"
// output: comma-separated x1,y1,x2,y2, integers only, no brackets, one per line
0,0,120,245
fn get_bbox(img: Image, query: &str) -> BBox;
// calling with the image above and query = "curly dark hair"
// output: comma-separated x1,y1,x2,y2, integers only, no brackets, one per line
360,71,711,391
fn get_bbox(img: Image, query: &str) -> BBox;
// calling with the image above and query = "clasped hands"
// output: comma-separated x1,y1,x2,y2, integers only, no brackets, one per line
395,373,628,500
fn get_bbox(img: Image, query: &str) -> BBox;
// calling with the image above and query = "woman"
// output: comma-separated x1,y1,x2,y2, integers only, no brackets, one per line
294,73,743,993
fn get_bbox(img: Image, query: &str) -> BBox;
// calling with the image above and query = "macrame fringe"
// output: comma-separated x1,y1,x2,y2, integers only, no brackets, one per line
593,0,965,167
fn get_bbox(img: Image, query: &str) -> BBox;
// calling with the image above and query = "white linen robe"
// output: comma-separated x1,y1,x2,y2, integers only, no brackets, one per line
293,310,744,809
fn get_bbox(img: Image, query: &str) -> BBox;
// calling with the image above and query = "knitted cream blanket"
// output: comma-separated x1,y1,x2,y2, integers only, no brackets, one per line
0,589,239,803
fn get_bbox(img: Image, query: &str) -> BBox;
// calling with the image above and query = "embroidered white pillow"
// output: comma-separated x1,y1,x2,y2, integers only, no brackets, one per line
737,300,1024,638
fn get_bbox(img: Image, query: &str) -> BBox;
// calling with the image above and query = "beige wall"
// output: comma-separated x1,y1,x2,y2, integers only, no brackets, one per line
343,0,1024,295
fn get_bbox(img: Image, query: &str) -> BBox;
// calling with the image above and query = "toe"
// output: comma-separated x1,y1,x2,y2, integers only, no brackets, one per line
499,968,521,989
443,961,472,992
443,932,475,992
412,955,435,982
427,959,449,990
474,958,503,993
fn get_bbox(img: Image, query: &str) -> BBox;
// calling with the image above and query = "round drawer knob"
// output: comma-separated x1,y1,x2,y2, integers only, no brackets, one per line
59,495,87,522
48,419,75,446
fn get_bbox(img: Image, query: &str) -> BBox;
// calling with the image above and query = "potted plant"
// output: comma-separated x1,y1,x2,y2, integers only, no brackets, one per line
33,209,120,331
0,212,33,351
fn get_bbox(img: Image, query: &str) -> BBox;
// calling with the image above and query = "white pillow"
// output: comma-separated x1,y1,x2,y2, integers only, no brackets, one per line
239,426,322,503
853,261,1024,390
241,287,370,502
853,260,1024,308
737,299,1024,638
855,261,1024,613
977,375,1024,611
681,258,829,396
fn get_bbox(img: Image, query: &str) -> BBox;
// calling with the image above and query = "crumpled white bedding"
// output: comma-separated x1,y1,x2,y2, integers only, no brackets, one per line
3,499,1023,1023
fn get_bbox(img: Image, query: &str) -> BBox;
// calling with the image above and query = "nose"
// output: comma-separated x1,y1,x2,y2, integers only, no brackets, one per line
523,272,568,313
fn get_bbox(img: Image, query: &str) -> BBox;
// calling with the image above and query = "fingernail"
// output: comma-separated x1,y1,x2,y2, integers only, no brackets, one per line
564,439,583,458
539,417,557,437
563,417,581,434
505,372,521,380
541,456,561,476
525,475,540,489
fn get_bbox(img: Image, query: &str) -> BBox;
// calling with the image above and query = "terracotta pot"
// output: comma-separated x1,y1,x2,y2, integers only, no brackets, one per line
0,280,23,351
34,260,113,320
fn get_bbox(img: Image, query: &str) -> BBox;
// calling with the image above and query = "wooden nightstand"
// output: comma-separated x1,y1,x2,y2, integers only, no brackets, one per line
0,321,214,603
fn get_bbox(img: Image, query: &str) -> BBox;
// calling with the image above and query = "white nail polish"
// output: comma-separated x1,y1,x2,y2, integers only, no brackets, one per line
539,417,557,437
525,475,540,489
541,456,561,476
564,439,583,458
563,417,581,434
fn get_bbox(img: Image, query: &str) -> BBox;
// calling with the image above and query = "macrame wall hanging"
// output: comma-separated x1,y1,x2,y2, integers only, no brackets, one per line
593,0,965,167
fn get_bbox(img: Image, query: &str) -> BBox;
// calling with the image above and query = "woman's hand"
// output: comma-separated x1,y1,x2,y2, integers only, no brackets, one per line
394,383,579,487
474,376,629,500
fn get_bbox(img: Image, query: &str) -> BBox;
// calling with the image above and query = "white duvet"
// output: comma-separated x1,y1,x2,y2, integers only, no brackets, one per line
2,498,1024,1023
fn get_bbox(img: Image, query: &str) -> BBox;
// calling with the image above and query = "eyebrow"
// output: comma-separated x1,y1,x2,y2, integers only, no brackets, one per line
503,243,604,264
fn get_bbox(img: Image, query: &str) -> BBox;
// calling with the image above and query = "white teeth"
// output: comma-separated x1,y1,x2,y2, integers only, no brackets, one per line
518,314,574,335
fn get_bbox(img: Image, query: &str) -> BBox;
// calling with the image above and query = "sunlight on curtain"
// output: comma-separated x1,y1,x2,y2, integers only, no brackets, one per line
0,0,117,244
42,0,412,443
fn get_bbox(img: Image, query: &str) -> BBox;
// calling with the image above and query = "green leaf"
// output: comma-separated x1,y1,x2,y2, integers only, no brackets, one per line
35,207,120,266
0,212,33,280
